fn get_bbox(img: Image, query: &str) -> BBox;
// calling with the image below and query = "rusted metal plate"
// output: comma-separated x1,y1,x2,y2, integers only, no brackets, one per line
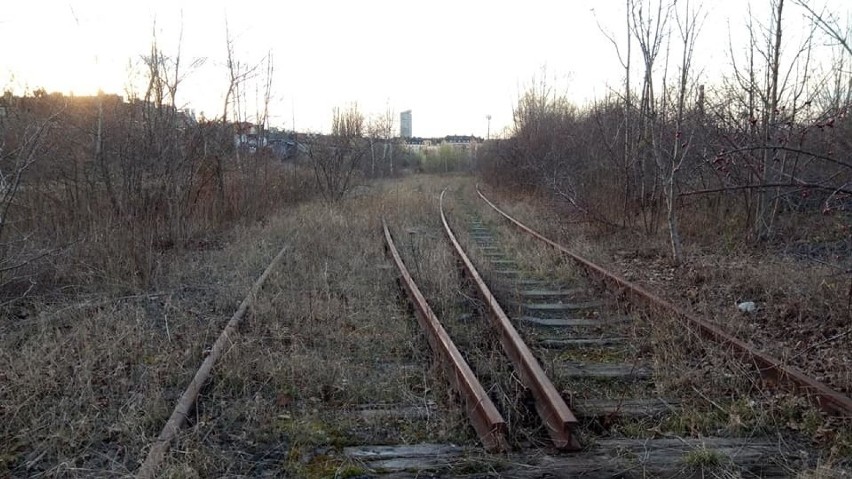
477,187,852,418
439,191,580,449
382,220,508,452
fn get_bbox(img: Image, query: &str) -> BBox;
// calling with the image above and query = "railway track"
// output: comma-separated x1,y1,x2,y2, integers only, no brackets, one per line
475,185,852,419
357,187,830,477
132,182,849,477
382,219,508,452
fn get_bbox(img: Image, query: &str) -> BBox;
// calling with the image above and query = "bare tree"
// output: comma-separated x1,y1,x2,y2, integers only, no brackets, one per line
0,106,59,279
794,1,852,109
257,51,274,142
795,0,851,56
217,20,259,211
367,103,395,177
754,0,787,239
664,0,704,263
311,104,367,201
630,0,674,233
595,0,636,225
721,0,823,239
483,0,849,252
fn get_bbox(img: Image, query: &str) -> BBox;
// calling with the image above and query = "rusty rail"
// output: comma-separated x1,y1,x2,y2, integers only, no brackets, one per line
439,191,580,449
477,186,852,418
137,244,290,479
382,220,508,452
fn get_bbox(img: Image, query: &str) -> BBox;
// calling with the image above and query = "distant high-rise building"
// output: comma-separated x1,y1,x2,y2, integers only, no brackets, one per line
400,110,412,138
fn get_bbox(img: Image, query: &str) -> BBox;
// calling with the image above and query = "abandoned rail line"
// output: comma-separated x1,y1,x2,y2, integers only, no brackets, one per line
367,186,852,476
133,181,851,477
475,186,852,419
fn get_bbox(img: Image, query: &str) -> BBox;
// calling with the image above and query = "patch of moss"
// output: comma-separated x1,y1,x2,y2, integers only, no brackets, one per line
556,346,630,363
682,446,725,469
302,454,366,479
275,414,349,448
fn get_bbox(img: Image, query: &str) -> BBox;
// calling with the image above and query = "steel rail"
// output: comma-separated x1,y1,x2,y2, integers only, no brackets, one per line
382,220,508,452
136,244,290,479
439,191,580,449
477,187,852,418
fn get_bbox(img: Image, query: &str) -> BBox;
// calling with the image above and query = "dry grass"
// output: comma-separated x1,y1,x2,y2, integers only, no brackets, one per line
479,186,851,396
3,172,847,477
470,184,851,472
0,174,482,477
0,210,278,476
153,174,486,476
2,163,317,302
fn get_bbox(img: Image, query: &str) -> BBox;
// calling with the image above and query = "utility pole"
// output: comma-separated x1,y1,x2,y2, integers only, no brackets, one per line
291,98,296,134
486,114,491,140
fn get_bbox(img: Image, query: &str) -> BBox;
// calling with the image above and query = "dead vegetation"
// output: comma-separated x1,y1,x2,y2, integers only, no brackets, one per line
474,185,851,473
476,7,851,451
0,209,286,476
2,168,849,477
153,175,483,477
0,174,472,477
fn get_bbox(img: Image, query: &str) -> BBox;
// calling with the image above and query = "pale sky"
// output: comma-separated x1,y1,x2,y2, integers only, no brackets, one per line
2,1,849,137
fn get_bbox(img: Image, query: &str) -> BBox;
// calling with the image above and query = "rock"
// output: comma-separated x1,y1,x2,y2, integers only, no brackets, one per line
738,301,757,313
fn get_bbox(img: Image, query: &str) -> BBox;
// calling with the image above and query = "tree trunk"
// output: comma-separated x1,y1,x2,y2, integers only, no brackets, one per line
756,0,784,240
